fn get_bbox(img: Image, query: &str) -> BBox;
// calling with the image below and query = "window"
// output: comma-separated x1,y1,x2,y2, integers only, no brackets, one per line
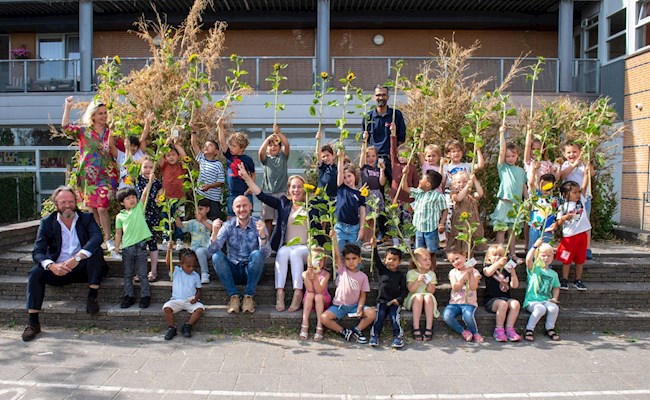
637,0,650,50
607,9,627,60
582,14,599,59
37,34,79,79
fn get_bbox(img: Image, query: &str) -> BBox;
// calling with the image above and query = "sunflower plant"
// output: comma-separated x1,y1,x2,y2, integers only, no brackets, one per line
454,210,486,300
180,155,203,214
154,193,187,281
265,63,291,126
335,71,357,149
385,59,408,125
216,54,251,120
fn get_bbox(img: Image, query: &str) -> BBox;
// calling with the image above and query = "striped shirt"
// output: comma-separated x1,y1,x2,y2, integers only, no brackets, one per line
195,153,225,202
410,187,447,233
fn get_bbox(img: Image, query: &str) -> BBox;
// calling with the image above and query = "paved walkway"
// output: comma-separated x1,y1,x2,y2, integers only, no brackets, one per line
1,328,650,399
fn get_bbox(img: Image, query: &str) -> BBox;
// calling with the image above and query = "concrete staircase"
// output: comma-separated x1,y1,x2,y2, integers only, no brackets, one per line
1,221,650,337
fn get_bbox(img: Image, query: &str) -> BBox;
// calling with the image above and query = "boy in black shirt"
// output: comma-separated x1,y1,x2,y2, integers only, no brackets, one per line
369,244,408,348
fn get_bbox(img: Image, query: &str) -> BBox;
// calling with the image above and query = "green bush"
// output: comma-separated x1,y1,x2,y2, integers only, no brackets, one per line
0,174,36,223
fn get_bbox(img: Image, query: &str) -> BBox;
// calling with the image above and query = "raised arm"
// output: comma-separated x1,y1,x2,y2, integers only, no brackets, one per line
483,256,508,277
62,96,73,127
359,132,368,168
472,174,484,198
474,147,485,171
337,147,345,187
497,124,506,166
275,124,290,157
526,237,544,269
401,164,412,194
173,136,187,159
217,117,228,152
315,131,322,165
523,123,533,165
258,135,271,163
237,163,262,196
139,111,154,153
190,124,201,156
581,164,592,195
140,169,156,208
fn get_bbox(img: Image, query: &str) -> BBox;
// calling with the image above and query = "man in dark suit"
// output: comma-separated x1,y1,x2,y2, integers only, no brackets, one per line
23,186,107,341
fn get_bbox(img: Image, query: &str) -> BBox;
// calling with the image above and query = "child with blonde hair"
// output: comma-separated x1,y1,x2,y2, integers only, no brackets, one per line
259,124,290,235
405,248,438,341
418,138,446,192
482,245,521,342
490,125,527,262
443,247,484,342
217,118,256,219
448,171,485,257
300,246,331,341
524,238,561,341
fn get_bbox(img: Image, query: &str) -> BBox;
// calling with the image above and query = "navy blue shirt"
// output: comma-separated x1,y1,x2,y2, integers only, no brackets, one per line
336,184,366,225
318,163,338,199
224,148,256,196
364,107,406,155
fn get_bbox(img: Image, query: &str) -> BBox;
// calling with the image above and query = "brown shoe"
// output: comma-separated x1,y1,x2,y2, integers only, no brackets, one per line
22,323,41,342
227,295,241,314
242,295,256,314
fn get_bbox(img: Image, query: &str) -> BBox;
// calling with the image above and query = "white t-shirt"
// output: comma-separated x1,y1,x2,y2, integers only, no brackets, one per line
444,162,472,189
561,161,585,185
557,194,591,237
170,266,202,300
116,149,144,189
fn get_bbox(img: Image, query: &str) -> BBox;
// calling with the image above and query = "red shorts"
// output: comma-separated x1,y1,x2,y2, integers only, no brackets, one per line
555,232,588,265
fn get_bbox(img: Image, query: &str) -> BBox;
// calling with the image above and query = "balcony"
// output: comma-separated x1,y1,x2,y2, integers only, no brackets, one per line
0,56,599,94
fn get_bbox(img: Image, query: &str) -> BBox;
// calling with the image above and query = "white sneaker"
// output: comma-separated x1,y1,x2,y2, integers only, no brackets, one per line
105,239,116,252
111,250,122,260
162,238,168,247
201,273,210,284
175,239,184,251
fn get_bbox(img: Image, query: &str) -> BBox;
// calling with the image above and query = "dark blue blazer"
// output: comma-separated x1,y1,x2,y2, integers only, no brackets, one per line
32,211,104,265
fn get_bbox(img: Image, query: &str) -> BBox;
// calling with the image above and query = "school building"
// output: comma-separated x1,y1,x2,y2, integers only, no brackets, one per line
0,0,644,232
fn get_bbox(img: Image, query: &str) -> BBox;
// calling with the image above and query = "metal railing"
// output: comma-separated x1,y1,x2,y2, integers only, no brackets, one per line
0,56,599,94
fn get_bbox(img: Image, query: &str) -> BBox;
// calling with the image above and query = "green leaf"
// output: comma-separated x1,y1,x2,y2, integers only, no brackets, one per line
309,105,316,116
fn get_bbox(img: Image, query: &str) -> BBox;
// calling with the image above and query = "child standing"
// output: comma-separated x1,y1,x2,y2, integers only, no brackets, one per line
443,247,484,342
560,142,593,259
134,157,163,282
401,165,447,271
443,139,484,233
418,137,446,192
523,124,559,183
217,118,256,218
482,245,521,342
315,131,338,199
334,147,366,252
528,171,558,248
448,171,485,257
300,246,331,341
111,112,153,190
159,136,188,250
555,177,592,291
163,249,205,340
524,239,561,341
360,132,386,247
321,232,377,344
175,198,212,284
490,125,527,262
115,169,155,309
404,248,438,342
259,124,290,236
389,124,419,246
369,243,407,348
190,129,225,222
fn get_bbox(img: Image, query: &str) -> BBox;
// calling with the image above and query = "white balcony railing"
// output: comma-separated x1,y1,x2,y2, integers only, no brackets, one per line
0,56,599,94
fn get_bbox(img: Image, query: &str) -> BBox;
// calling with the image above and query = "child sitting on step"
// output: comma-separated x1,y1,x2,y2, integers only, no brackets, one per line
163,249,204,340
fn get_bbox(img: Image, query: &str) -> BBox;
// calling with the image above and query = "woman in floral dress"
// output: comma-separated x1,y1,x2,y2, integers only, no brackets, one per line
61,96,119,251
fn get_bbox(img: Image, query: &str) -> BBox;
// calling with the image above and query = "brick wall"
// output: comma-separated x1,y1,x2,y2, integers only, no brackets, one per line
623,48,650,229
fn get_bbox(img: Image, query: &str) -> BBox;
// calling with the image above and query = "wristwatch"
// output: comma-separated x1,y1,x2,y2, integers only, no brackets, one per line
74,255,82,262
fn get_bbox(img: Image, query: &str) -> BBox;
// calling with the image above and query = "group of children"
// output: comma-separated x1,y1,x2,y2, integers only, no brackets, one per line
80,90,591,343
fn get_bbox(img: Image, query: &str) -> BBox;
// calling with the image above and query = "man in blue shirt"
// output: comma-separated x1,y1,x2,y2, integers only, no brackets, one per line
362,84,407,184
209,196,271,314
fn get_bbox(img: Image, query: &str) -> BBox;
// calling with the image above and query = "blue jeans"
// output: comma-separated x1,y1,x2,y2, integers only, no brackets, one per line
443,304,478,335
212,250,264,297
415,230,439,253
122,240,150,297
371,302,403,338
334,222,360,251
528,226,553,249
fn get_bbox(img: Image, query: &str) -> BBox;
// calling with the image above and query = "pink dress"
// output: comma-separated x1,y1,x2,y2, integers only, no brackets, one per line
303,270,332,311
63,124,119,208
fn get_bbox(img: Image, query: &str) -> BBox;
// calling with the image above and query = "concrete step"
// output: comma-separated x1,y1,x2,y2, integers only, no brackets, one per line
2,299,650,335
0,220,39,251
2,275,649,310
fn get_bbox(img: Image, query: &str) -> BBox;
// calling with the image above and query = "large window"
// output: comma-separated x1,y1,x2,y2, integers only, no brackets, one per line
636,0,650,50
607,9,627,60
37,34,79,80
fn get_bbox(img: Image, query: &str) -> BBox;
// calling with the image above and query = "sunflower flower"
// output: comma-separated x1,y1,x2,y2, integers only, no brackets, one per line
541,182,554,192
314,188,322,196
459,211,470,221
273,63,281,71
346,72,355,81
360,187,369,197
388,203,399,210
123,176,133,186
188,53,199,63
113,55,121,65
183,156,192,163
303,183,316,192
320,71,329,80
157,194,165,202
230,53,237,61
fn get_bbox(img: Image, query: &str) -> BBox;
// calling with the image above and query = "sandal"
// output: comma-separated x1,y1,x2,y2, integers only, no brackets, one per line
299,324,309,340
147,272,157,282
546,329,561,341
314,326,324,341
423,328,433,341
524,330,535,341
288,290,303,313
275,289,285,312
412,328,423,341
133,276,140,283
